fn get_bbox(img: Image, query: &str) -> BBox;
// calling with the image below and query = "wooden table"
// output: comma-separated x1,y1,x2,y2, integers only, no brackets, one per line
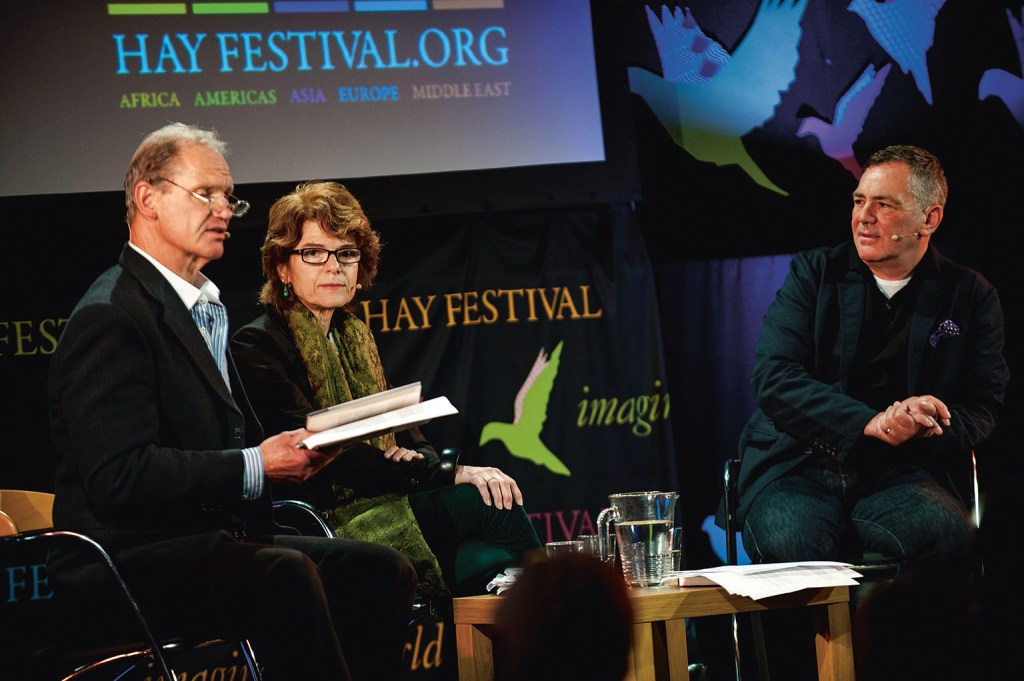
453,584,854,681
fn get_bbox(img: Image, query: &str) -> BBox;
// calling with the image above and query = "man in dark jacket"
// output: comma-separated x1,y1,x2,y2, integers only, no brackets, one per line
726,145,1009,678
48,122,416,680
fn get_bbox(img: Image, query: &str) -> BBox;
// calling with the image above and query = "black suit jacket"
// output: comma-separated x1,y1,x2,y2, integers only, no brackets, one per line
726,243,1009,527
49,244,269,560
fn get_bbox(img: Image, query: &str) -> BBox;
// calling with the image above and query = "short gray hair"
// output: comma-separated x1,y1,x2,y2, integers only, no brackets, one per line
863,145,948,211
123,122,228,223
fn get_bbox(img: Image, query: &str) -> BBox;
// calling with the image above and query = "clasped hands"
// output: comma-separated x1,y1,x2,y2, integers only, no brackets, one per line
866,395,952,445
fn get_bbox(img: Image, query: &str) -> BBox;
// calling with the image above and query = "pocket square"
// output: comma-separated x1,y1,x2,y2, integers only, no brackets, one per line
929,319,961,348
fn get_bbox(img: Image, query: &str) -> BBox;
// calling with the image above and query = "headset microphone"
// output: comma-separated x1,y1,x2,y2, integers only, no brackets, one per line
224,231,231,239
891,232,920,241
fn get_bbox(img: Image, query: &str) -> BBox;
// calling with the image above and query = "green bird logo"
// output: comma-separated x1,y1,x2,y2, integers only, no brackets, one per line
478,341,570,476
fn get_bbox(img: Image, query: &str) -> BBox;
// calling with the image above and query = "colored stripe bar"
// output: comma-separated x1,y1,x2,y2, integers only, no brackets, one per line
108,3,187,14
274,1,350,11
193,2,270,13
433,0,503,8
354,1,426,11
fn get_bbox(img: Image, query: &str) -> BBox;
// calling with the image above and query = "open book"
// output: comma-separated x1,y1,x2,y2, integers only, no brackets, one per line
300,382,458,449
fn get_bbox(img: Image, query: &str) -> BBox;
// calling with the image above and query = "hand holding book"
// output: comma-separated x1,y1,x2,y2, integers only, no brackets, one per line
299,382,459,449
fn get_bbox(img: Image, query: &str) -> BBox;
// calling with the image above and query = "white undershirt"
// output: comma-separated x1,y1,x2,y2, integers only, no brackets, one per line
874,274,912,299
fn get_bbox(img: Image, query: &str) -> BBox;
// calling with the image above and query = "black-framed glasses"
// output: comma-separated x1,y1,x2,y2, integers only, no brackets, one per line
289,247,362,265
154,177,250,218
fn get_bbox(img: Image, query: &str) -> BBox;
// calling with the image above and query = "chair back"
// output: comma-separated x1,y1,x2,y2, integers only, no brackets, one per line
1,513,56,675
0,489,55,535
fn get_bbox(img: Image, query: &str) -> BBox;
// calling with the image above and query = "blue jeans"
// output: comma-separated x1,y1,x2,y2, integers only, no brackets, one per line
742,454,973,575
743,455,977,681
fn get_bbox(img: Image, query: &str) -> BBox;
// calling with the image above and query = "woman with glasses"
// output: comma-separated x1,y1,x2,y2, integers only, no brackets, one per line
231,181,541,603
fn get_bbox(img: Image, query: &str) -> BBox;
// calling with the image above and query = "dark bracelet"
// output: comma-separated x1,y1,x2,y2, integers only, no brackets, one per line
438,447,461,479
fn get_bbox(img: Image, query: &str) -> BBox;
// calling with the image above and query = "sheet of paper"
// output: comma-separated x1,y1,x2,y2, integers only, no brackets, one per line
668,561,862,599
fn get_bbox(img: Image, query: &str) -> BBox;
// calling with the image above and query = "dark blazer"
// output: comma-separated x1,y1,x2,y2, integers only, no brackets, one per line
231,308,457,509
48,244,268,561
727,242,1009,527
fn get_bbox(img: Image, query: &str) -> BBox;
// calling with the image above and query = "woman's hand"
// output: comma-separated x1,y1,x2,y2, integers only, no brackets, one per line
382,445,425,463
454,465,524,510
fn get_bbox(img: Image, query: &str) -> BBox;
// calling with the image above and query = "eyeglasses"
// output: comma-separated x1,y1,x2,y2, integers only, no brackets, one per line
154,177,250,218
289,247,362,265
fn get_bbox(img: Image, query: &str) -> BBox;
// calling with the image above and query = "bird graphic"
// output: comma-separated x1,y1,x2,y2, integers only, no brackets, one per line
979,6,1024,129
797,63,893,179
847,0,946,105
627,1,809,197
478,341,570,476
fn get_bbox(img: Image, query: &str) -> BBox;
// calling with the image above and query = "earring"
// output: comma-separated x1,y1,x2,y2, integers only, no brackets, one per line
356,283,362,290
282,283,291,298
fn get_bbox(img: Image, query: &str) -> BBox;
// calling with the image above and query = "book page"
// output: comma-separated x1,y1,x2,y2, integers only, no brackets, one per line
301,396,458,449
305,382,421,432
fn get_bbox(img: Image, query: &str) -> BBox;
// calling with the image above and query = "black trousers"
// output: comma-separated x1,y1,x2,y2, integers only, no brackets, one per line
53,531,417,680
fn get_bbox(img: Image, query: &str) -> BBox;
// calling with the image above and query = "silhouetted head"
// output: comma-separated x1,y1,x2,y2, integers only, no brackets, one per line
494,553,633,681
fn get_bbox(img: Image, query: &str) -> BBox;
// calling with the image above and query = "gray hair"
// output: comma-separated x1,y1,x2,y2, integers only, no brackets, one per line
123,122,228,223
863,145,948,211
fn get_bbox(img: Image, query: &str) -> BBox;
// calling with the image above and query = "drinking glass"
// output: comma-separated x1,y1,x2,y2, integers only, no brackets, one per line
577,534,601,557
545,540,583,557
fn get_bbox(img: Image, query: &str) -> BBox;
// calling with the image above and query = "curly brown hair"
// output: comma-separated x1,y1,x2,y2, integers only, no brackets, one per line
259,181,382,315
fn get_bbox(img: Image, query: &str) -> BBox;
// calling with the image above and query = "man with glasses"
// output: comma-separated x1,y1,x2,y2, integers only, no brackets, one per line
48,122,417,680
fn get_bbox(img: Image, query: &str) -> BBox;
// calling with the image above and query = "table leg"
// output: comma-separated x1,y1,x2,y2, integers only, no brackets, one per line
628,622,654,681
455,622,494,681
628,619,691,681
813,601,855,681
665,618,691,681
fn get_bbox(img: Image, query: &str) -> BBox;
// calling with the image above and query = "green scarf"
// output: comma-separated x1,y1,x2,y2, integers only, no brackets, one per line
285,304,448,598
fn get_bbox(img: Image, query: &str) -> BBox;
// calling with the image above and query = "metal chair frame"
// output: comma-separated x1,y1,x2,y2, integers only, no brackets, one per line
3,528,179,680
272,498,336,537
0,490,337,680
